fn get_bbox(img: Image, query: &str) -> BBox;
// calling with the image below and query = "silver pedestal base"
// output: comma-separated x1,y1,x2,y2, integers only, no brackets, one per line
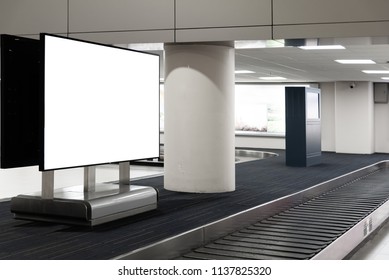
11,184,158,226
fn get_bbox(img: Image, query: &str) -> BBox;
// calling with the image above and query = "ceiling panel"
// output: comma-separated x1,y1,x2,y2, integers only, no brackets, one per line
128,38,389,84
235,44,389,83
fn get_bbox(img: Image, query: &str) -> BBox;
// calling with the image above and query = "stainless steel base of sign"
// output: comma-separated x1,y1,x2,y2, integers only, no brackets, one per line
11,184,158,226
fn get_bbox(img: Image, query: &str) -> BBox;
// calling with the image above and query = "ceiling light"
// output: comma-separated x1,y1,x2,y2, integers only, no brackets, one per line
381,77,389,80
235,70,255,74
235,40,285,49
235,40,267,49
259,77,287,80
362,70,389,74
127,43,164,51
299,45,345,50
335,59,376,64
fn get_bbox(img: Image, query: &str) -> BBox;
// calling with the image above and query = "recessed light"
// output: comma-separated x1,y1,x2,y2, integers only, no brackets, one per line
235,70,255,74
127,43,164,51
362,70,389,74
335,59,376,64
299,45,345,50
235,40,285,49
259,77,287,80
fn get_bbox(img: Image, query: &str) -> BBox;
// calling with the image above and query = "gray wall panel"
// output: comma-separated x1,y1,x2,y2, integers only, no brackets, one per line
69,0,175,32
0,0,67,35
69,30,175,45
274,0,389,25
176,26,272,42
176,0,272,29
274,21,389,40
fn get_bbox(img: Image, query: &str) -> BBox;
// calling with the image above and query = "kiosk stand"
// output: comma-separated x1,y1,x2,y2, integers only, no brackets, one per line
285,87,322,167
11,162,158,226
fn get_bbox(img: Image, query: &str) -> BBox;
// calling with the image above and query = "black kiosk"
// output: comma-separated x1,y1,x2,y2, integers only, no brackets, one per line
285,87,321,167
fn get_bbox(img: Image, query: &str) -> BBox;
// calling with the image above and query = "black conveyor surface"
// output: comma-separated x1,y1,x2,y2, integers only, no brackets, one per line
0,150,389,259
183,168,389,259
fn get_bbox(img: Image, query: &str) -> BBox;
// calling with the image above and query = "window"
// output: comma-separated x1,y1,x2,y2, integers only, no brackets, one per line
160,83,313,136
235,84,286,135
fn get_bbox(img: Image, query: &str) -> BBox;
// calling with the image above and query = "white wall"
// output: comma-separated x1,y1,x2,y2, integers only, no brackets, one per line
320,82,336,152
375,98,389,153
335,81,374,154
0,165,126,200
319,82,389,154
235,135,285,150
0,167,82,200
161,133,285,150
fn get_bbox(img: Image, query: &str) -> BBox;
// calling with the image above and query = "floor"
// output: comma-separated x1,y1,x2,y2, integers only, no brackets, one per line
129,163,389,260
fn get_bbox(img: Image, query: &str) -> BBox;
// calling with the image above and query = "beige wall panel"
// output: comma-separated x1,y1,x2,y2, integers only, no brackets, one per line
69,30,175,45
0,0,67,35
69,0,174,32
176,26,272,43
176,0,272,28
274,21,389,40
274,0,389,25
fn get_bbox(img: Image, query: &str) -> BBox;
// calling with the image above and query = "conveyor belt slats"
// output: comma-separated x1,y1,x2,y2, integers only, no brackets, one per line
182,168,389,260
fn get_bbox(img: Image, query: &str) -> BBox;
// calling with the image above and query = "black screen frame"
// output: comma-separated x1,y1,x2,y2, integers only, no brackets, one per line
0,34,40,169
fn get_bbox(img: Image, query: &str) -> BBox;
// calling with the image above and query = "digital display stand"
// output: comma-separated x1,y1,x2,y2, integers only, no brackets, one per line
10,34,160,226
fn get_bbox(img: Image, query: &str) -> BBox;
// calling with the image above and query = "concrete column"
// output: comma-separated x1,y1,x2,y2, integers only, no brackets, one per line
164,42,235,193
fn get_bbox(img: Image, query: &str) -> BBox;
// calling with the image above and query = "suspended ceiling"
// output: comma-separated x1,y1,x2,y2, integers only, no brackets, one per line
130,37,389,84
235,42,389,83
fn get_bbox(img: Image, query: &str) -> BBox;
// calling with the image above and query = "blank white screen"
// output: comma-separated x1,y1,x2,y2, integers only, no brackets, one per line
43,35,160,170
306,91,320,119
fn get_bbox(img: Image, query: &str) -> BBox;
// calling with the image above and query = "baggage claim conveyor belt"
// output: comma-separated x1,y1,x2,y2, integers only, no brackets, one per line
182,163,389,260
121,161,389,260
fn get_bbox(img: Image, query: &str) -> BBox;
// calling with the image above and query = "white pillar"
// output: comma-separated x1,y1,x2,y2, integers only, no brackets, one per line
335,81,374,154
164,43,235,193
320,82,336,152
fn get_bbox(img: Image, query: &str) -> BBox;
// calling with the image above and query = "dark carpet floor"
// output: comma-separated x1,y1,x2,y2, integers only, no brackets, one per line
1,150,389,259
